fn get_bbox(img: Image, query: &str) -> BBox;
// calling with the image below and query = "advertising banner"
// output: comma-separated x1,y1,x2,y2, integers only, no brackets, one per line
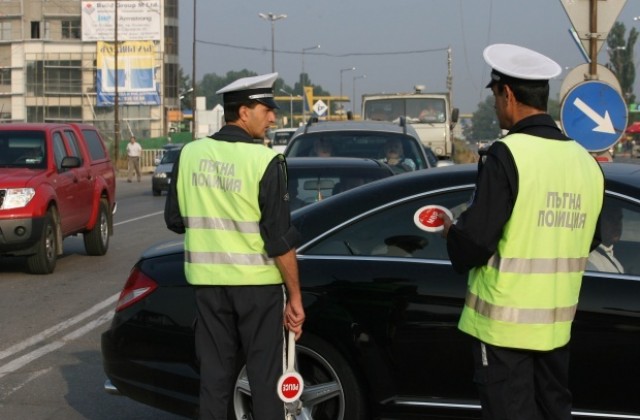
96,41,160,106
82,0,162,41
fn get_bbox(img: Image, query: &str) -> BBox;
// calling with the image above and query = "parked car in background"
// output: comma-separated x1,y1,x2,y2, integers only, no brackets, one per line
0,123,116,274
154,143,184,166
270,127,297,153
102,163,640,419
286,157,394,210
152,146,183,196
284,119,434,173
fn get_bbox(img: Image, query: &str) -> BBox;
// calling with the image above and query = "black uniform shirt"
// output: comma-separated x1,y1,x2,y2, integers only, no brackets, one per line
447,113,603,274
164,125,300,258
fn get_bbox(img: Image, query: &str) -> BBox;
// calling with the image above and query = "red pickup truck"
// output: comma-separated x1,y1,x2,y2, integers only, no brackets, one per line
0,123,116,274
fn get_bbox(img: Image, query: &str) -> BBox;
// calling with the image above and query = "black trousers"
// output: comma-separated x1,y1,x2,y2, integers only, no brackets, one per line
471,339,572,420
195,285,286,420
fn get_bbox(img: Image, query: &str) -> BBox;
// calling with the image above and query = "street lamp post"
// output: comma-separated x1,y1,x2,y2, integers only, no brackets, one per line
353,74,366,117
280,89,294,127
258,12,287,73
340,67,355,118
301,44,320,122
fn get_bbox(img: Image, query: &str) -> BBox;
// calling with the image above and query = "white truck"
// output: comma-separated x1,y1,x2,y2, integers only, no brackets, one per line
361,86,459,159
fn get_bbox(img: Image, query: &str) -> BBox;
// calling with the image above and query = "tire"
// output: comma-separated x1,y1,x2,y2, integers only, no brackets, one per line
26,210,57,274
231,334,367,420
84,198,110,256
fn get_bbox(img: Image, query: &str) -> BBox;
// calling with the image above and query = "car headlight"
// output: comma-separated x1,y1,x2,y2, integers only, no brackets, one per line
153,172,167,179
1,188,36,209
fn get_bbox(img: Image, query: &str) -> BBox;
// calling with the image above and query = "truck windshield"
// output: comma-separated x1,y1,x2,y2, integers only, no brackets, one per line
364,98,446,123
0,131,47,169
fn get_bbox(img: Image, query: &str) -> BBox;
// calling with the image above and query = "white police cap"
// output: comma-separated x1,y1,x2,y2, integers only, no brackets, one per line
216,72,280,109
483,44,562,88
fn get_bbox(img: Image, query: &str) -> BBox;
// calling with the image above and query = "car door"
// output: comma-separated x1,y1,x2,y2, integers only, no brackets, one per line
50,130,81,234
300,187,478,409
570,193,640,416
63,128,93,228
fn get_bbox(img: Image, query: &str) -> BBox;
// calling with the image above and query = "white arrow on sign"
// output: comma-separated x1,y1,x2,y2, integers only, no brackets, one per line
572,97,615,134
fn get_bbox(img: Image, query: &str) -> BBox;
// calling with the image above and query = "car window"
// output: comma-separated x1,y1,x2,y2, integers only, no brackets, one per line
273,131,294,145
586,195,640,276
82,129,108,161
64,129,82,159
52,132,67,170
305,189,472,260
161,149,181,164
0,131,46,168
288,168,390,210
287,132,426,170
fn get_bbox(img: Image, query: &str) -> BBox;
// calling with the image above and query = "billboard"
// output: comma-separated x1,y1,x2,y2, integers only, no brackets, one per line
82,0,162,41
96,41,161,106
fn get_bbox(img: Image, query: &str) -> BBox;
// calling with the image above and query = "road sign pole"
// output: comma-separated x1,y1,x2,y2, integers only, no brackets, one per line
589,0,598,78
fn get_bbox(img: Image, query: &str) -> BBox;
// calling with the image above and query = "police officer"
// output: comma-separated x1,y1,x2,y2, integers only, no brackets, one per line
440,44,604,420
164,73,305,420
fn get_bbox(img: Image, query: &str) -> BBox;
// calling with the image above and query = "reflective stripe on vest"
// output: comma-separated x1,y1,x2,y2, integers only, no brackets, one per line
185,216,260,234
465,291,577,324
177,138,283,286
458,133,604,351
185,250,275,265
486,254,588,273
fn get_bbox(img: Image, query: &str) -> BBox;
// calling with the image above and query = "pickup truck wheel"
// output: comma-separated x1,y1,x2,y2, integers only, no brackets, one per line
26,210,57,274
84,199,110,256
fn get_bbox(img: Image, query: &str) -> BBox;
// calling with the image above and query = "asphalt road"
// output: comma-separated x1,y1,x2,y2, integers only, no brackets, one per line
0,175,187,419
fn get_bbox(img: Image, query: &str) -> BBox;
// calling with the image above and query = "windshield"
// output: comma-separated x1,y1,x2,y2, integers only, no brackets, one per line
286,131,426,170
161,149,181,164
0,131,47,169
364,98,446,123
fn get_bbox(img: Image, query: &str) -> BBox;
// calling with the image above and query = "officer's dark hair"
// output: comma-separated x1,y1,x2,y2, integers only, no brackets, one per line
223,100,260,122
495,81,549,111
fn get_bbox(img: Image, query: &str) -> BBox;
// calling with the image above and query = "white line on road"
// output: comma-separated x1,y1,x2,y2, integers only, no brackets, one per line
0,293,119,362
0,311,114,379
0,209,164,384
114,211,164,227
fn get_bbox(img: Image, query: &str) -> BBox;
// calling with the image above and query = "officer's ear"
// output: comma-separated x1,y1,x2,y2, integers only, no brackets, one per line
238,104,251,122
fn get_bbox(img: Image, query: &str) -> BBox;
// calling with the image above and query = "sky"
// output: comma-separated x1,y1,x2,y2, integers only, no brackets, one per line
178,0,639,115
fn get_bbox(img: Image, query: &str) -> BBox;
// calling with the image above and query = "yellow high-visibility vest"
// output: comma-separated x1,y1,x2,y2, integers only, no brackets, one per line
458,133,604,350
177,138,283,286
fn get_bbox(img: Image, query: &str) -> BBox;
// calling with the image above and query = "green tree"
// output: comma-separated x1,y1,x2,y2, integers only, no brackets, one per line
469,96,500,140
606,21,638,104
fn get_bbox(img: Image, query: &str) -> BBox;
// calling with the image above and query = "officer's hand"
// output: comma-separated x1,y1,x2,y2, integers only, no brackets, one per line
285,300,305,341
439,212,453,239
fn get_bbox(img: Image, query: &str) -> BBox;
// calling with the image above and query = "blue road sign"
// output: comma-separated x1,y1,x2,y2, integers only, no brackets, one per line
560,80,628,152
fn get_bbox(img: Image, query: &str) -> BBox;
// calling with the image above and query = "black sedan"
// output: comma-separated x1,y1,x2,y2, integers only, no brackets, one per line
102,163,640,419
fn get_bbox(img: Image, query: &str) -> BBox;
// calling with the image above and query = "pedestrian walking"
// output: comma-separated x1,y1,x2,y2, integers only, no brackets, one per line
164,72,305,420
126,135,142,182
439,44,604,420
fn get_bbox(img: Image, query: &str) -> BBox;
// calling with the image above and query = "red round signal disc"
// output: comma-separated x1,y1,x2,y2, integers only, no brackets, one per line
413,205,453,232
277,371,304,403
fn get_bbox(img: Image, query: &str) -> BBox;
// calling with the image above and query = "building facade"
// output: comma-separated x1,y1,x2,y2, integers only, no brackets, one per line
0,0,179,143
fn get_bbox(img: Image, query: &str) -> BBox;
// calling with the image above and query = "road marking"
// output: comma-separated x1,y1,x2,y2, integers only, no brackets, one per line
114,211,164,227
0,311,114,379
0,210,163,383
0,293,119,362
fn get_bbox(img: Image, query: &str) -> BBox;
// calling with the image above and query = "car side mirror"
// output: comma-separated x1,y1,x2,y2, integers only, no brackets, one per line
61,156,82,169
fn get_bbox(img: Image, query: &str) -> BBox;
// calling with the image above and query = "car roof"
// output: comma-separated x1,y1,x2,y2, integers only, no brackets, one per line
292,119,420,138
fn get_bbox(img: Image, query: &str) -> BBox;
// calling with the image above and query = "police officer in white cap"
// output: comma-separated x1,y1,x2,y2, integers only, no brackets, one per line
440,44,604,420
165,72,305,420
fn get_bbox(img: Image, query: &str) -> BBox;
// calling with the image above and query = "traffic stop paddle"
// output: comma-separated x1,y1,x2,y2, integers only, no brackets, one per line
277,331,304,418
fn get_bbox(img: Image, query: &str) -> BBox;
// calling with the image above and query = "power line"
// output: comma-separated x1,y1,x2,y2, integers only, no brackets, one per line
196,39,449,57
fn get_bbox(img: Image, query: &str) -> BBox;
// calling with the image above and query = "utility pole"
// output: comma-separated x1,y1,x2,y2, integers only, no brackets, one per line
114,0,120,166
